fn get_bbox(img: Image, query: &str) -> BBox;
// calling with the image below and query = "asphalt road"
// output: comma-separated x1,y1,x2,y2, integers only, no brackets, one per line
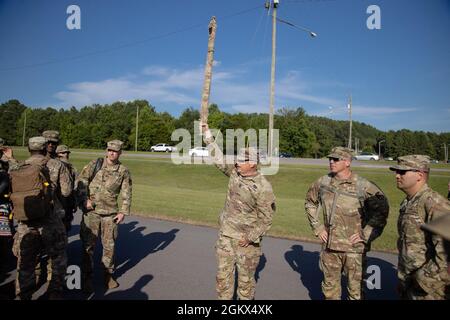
74,151,450,172
1,214,399,300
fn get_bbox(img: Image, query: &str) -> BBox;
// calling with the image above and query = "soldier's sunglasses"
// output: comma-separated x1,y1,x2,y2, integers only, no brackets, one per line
394,169,419,175
328,157,342,162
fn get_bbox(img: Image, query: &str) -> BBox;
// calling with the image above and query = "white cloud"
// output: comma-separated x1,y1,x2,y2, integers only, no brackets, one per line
54,65,420,119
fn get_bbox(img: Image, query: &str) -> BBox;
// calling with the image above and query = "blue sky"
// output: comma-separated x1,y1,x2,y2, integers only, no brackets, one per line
0,0,449,132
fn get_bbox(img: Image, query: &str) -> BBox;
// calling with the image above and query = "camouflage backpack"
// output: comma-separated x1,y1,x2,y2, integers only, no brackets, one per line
9,160,52,221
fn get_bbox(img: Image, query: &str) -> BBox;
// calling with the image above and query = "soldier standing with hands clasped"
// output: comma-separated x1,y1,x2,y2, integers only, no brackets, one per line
77,140,132,293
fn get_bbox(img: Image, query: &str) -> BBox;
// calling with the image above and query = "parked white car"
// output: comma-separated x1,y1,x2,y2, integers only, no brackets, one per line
353,152,379,161
189,147,209,157
150,143,175,152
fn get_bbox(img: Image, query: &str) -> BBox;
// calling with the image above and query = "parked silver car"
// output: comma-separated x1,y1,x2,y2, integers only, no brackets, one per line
353,152,379,161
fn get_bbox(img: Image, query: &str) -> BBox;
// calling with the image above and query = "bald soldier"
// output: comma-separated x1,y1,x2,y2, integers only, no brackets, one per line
305,147,389,300
390,155,450,300
200,122,276,300
77,140,132,293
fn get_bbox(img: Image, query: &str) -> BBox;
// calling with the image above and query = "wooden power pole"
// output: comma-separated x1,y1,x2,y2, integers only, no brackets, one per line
347,94,353,149
200,16,217,124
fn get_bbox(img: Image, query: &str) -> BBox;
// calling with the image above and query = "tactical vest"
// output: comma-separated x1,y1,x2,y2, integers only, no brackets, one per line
317,174,369,253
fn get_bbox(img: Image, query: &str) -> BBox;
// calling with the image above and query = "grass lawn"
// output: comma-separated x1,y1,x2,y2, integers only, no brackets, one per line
9,148,450,252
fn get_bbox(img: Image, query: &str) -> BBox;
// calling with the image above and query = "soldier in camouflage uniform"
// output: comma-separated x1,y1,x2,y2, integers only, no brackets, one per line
42,131,73,222
305,147,389,300
56,145,78,231
200,122,276,300
390,155,450,300
34,131,71,284
12,137,67,300
77,140,132,293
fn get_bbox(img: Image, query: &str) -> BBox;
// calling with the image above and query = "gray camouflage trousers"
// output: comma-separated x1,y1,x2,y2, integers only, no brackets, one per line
215,235,261,300
80,211,118,276
13,216,67,299
319,249,365,300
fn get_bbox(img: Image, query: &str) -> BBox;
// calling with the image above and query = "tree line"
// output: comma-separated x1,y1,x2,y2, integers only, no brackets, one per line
1,99,449,160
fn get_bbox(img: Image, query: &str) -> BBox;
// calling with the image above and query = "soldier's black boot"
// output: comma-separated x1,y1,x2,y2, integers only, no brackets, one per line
82,274,94,294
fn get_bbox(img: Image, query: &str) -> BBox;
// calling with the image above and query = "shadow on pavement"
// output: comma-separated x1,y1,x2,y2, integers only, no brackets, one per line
285,244,398,300
100,274,153,300
255,253,266,283
284,244,323,299
114,223,179,278
364,256,398,300
64,220,178,299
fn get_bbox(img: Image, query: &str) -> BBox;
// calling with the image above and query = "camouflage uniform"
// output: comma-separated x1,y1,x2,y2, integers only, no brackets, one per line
56,145,78,231
204,135,275,300
305,147,389,300
12,137,67,300
34,131,71,283
77,140,132,288
43,131,73,221
390,155,450,300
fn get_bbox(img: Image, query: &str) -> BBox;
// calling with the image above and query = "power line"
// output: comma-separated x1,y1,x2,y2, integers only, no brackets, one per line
0,4,262,72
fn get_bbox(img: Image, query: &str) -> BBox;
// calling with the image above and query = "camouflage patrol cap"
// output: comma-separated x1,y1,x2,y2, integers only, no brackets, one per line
327,147,353,160
421,214,450,241
107,140,123,152
236,147,259,163
56,144,70,154
0,138,4,147
389,155,430,172
42,130,60,143
28,136,46,151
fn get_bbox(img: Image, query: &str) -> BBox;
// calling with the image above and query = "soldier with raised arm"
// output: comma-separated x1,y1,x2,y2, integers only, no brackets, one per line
200,122,275,300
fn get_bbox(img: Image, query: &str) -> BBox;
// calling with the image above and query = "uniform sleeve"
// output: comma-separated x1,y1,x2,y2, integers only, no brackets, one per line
246,181,276,243
422,197,450,277
361,183,390,244
304,180,325,236
58,161,73,197
204,135,234,177
7,158,20,172
76,160,95,204
119,168,132,215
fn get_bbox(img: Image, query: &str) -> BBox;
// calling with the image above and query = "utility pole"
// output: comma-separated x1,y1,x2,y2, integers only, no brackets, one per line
444,143,449,163
378,139,385,159
268,0,279,159
22,109,27,147
200,16,217,124
347,94,352,149
135,105,139,152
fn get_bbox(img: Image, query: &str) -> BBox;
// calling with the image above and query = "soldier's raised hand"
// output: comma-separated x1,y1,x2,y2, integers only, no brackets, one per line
2,147,13,159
